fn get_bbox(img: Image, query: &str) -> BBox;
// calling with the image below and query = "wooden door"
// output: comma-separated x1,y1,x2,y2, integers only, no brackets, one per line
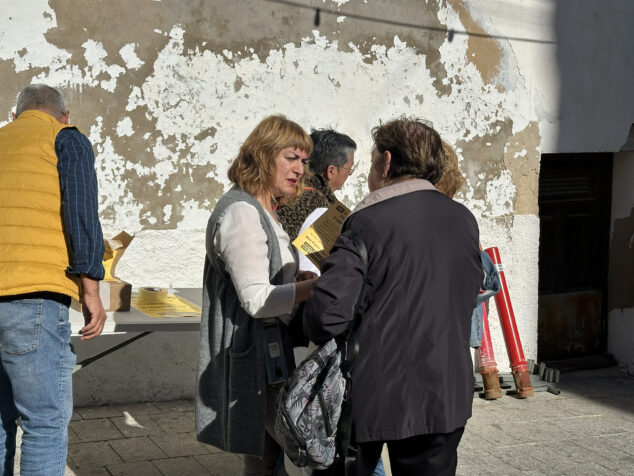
538,154,612,360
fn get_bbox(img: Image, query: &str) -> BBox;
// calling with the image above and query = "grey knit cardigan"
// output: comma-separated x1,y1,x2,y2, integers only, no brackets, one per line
195,186,286,457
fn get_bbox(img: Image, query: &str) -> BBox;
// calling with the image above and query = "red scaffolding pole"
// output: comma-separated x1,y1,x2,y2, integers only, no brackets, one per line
484,247,534,398
477,302,502,399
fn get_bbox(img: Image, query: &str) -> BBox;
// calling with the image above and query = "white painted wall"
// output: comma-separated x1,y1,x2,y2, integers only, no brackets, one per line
476,0,634,372
474,0,634,154
73,332,198,406
609,309,634,376
607,148,634,375
1,0,632,402
610,150,634,223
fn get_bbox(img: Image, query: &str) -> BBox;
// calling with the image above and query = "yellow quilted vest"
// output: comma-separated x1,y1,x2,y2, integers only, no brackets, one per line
0,109,81,300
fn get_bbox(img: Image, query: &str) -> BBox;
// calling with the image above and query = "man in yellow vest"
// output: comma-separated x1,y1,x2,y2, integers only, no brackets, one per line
0,84,107,475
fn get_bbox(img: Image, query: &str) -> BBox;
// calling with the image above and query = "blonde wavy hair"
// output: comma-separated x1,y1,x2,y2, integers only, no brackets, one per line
228,115,313,202
434,141,465,198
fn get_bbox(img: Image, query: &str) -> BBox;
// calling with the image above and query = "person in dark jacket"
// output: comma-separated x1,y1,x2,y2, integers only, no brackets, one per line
304,117,483,476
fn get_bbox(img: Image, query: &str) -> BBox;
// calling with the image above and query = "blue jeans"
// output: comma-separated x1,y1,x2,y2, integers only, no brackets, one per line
0,296,75,476
372,458,385,476
470,251,501,348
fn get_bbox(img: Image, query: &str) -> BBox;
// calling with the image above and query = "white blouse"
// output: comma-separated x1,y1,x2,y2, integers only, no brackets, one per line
213,201,297,322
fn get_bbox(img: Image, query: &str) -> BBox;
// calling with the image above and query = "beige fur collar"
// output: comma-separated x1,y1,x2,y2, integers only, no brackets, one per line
352,178,437,215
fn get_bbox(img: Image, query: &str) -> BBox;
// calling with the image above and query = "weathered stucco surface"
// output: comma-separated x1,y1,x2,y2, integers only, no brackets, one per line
448,0,504,88
0,0,546,399
5,0,632,401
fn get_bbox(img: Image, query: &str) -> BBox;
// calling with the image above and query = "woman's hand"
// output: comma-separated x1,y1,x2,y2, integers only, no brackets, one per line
297,270,318,282
294,277,317,303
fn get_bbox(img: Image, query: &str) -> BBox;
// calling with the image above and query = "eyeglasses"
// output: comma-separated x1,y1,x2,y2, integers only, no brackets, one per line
339,164,355,174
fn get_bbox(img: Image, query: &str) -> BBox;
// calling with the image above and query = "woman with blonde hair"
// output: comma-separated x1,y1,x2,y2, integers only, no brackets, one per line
196,115,317,475
434,142,501,351
434,141,466,198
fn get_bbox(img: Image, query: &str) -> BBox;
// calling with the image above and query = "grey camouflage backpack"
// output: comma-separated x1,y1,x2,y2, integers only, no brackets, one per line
274,339,347,468
274,228,368,469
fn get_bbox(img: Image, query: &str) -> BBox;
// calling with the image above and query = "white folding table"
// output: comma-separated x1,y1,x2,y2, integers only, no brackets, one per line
69,288,202,372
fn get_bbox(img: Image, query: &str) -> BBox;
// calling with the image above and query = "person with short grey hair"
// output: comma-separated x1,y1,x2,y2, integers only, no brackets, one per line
277,129,357,250
0,84,107,475
15,84,67,118
306,129,357,177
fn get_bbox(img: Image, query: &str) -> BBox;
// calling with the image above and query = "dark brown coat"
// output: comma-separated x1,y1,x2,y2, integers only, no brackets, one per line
304,180,482,443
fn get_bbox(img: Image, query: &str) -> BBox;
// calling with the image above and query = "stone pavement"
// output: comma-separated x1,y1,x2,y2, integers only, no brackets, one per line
12,366,634,475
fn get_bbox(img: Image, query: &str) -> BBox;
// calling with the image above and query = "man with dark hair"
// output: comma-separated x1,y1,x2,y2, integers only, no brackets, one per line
0,84,107,474
277,129,356,249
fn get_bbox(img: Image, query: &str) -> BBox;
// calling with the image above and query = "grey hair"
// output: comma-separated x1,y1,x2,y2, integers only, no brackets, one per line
16,84,66,117
308,129,357,175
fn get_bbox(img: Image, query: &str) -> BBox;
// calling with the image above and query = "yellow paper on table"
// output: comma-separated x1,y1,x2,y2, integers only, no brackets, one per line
292,200,351,268
132,291,202,318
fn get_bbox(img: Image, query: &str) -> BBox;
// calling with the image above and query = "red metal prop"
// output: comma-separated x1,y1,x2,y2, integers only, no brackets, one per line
477,303,502,399
484,247,534,398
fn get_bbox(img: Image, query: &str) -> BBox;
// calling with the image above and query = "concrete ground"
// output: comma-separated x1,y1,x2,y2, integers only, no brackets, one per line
12,366,634,475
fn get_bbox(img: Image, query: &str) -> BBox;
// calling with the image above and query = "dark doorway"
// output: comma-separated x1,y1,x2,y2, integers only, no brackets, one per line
538,154,613,361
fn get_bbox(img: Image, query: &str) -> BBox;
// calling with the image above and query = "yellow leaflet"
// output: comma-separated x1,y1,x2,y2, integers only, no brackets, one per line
292,200,351,268
131,294,202,318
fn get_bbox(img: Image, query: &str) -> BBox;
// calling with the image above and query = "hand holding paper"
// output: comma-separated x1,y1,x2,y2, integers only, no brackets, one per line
292,200,351,267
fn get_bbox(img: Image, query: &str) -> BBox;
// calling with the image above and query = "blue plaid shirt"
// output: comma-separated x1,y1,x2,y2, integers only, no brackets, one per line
55,128,105,280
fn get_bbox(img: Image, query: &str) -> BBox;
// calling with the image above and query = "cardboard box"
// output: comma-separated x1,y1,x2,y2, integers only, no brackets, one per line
101,232,133,311
102,278,132,311
71,231,134,313
71,278,132,312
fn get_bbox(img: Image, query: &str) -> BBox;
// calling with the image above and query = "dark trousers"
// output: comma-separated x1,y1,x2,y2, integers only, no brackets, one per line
315,427,464,476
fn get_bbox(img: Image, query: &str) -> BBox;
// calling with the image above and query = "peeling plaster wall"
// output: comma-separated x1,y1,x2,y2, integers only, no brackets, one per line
1,0,632,403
